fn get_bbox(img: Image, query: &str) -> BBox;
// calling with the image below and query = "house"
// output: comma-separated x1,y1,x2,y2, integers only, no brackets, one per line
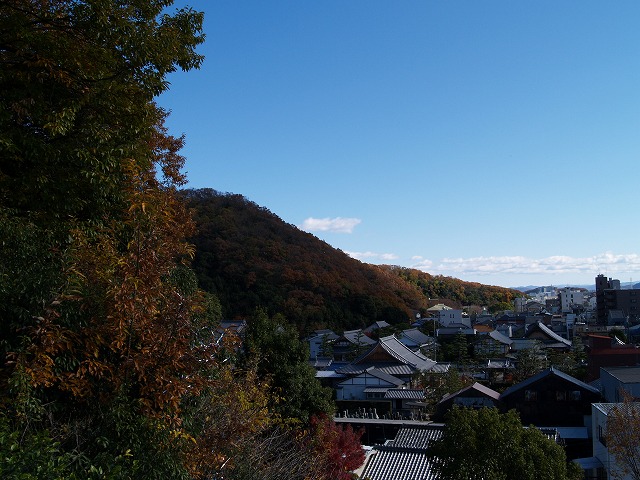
335,367,404,401
473,329,513,357
396,328,435,353
500,367,601,426
600,366,640,402
525,321,572,351
509,338,546,355
586,334,640,381
331,329,376,361
426,303,452,315
364,320,391,334
336,335,448,384
433,382,501,421
436,325,475,339
306,329,339,359
495,312,526,325
524,300,546,314
383,389,428,418
436,308,469,328
358,424,443,480
483,358,515,385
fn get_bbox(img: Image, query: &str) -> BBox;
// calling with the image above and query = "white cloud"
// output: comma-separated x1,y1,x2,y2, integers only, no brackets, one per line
301,217,361,234
347,251,399,262
411,252,640,279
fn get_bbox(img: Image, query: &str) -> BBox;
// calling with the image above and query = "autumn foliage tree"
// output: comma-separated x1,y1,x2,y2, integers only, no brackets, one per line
0,0,223,477
0,3,365,479
308,414,366,480
605,394,640,480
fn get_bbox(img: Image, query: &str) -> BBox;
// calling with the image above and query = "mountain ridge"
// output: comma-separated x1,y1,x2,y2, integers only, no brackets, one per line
184,188,521,333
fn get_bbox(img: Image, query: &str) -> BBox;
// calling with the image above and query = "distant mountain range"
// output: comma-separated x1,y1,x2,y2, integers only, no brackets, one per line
514,282,640,293
183,188,521,333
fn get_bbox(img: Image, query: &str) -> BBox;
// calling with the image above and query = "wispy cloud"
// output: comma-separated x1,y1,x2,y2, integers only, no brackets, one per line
301,217,361,234
411,252,640,279
347,251,399,262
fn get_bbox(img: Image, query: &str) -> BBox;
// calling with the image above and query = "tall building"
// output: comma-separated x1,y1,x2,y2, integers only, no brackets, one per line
558,287,585,313
595,274,640,325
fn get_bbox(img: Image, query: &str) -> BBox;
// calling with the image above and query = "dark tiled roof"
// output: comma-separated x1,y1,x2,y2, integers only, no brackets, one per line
602,365,640,383
337,363,411,379
488,329,513,345
364,387,393,393
344,336,437,371
360,425,443,480
438,382,501,404
390,425,443,449
501,367,600,398
348,363,450,376
400,328,433,345
526,321,572,347
360,447,438,480
341,329,377,345
384,389,425,400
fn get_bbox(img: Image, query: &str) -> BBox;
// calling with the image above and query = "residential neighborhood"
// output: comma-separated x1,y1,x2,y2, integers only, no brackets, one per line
307,276,640,480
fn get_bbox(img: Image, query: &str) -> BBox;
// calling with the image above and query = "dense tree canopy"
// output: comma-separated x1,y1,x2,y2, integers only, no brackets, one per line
243,309,335,422
0,1,216,477
427,407,582,480
389,266,520,309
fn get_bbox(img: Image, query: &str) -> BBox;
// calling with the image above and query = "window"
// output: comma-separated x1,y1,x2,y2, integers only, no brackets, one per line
598,425,607,446
556,391,566,401
525,390,537,401
570,391,581,401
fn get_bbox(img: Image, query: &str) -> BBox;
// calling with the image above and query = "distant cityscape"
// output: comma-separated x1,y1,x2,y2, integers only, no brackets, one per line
299,274,640,479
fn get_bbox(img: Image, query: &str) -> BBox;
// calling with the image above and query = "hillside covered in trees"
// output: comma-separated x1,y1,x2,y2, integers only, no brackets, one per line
184,188,521,332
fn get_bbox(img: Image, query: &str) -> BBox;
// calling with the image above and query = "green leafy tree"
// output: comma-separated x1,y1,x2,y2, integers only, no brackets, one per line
513,341,548,382
416,369,473,413
488,301,514,314
441,332,471,367
244,309,335,422
428,407,582,480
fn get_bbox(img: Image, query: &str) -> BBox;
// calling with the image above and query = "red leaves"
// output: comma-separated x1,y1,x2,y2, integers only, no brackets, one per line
308,414,365,480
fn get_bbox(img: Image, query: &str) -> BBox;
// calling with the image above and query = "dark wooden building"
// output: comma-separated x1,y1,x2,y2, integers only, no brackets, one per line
500,367,601,427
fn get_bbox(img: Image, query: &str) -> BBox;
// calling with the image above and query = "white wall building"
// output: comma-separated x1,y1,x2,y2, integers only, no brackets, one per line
437,309,469,328
559,287,585,313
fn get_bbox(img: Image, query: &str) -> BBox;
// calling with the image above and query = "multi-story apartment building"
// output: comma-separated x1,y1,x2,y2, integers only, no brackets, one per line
558,287,585,313
595,274,640,325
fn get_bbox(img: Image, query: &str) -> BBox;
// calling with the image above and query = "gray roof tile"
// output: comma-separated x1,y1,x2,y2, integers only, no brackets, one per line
360,425,443,480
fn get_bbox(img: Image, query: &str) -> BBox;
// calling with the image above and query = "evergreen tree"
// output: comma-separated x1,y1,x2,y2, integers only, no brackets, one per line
244,309,335,423
428,407,582,480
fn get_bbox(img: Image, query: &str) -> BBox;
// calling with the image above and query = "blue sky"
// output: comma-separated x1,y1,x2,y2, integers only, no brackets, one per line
159,1,640,289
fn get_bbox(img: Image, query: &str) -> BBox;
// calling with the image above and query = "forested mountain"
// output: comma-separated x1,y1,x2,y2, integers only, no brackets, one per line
184,188,521,333
387,265,520,312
